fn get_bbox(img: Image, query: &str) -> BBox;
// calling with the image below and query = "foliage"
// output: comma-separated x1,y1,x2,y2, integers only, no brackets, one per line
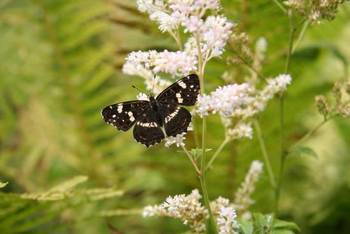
0,176,123,234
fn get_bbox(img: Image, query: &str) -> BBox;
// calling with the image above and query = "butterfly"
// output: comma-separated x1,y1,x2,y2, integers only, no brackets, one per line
101,74,200,147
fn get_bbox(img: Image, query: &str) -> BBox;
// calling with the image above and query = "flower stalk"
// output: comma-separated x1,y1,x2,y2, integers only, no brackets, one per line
253,120,276,189
206,137,231,171
196,35,218,232
275,9,296,214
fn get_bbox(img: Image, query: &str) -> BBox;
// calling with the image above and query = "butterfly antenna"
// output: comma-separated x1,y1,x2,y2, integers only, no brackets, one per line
131,85,144,93
151,74,157,95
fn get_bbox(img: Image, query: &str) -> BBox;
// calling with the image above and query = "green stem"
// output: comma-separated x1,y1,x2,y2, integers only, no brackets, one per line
169,29,183,50
195,32,217,234
275,10,296,214
292,19,310,53
182,145,201,175
200,118,217,234
253,121,277,189
205,137,230,171
232,49,265,81
290,116,335,151
272,0,288,14
195,34,204,91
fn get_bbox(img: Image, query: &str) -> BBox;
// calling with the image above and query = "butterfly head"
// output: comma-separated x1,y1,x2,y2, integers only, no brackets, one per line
149,95,156,106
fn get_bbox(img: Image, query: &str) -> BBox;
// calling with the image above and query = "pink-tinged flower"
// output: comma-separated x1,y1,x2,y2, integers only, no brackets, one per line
143,189,208,233
211,197,239,234
234,160,263,212
164,132,187,147
150,11,179,32
152,50,197,76
196,83,255,118
201,16,234,57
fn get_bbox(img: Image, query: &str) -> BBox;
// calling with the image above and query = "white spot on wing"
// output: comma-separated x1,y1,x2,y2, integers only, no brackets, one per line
117,104,123,113
138,122,157,127
128,111,135,121
176,93,183,103
165,107,180,123
178,81,187,89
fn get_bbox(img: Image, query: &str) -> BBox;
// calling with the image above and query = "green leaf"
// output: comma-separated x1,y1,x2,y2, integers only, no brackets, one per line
289,146,318,159
0,181,8,189
272,230,295,234
190,148,212,158
273,219,300,232
252,213,274,234
239,219,254,234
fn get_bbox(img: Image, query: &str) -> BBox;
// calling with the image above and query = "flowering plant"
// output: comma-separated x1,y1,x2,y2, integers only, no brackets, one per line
118,0,348,233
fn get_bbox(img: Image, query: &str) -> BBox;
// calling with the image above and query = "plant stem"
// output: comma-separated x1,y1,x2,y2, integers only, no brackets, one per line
292,19,310,53
205,137,230,171
200,118,217,234
253,120,277,189
182,145,201,175
275,10,296,214
169,29,183,50
195,32,217,234
272,0,288,14
231,49,265,81
290,116,335,151
196,34,204,91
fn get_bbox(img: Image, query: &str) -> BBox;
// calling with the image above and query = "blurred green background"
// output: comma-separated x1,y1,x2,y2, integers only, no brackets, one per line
0,0,350,233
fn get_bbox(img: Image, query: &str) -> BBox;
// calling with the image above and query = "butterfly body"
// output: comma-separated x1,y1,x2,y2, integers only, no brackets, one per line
148,96,164,126
102,74,200,147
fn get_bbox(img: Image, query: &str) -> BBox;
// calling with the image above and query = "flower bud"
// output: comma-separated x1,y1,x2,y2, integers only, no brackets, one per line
345,82,350,95
315,95,330,118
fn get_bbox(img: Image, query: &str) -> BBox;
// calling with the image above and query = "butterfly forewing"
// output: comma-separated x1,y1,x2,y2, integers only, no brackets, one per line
102,100,149,131
156,74,200,106
133,109,165,147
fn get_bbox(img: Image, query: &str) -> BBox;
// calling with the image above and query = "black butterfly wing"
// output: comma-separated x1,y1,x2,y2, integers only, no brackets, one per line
102,100,150,131
156,74,200,106
162,106,192,137
133,109,165,147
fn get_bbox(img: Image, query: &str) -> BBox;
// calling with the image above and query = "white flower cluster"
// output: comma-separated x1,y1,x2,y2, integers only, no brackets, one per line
122,50,195,94
196,74,292,119
196,83,255,118
234,160,263,214
196,74,291,140
143,190,241,234
143,189,208,233
123,0,233,93
183,15,234,60
164,132,187,147
211,197,239,234
137,0,221,33
227,122,253,140
259,74,292,102
123,50,197,77
143,164,265,232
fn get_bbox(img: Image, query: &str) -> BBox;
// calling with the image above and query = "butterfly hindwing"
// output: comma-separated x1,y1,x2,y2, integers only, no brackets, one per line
102,100,149,131
156,74,200,106
163,106,192,137
133,109,165,147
